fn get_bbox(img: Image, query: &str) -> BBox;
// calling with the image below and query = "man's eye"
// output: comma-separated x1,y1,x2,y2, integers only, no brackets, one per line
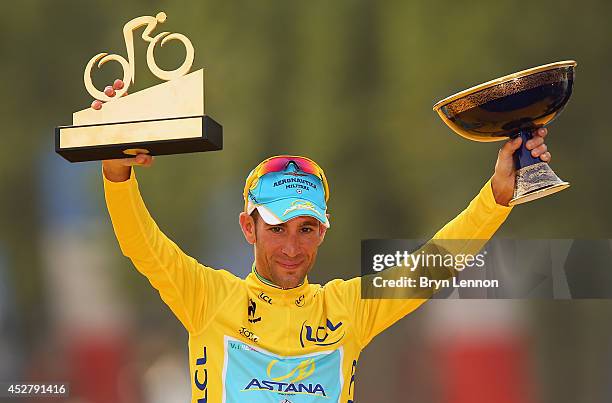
269,227,282,233
301,227,314,233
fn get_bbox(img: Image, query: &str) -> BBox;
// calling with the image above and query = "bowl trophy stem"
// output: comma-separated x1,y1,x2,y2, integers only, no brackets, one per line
509,129,570,206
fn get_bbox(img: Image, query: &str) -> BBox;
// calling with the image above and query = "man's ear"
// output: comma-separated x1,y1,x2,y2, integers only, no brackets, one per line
239,212,257,245
318,213,330,246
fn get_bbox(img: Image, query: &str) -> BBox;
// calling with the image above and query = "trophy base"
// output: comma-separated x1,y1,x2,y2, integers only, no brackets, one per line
509,161,570,206
508,181,570,206
55,115,222,162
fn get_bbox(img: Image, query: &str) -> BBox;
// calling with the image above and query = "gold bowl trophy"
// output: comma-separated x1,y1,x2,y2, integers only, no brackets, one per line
55,12,222,162
433,61,576,205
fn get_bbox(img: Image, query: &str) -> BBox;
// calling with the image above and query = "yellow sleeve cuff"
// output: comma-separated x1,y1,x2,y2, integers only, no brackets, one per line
481,177,514,213
102,166,138,191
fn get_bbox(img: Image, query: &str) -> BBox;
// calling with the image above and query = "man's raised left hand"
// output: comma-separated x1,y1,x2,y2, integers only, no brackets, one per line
491,128,552,206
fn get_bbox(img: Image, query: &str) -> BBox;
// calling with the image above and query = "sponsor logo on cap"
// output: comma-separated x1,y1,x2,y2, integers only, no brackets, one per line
283,200,323,218
273,178,318,189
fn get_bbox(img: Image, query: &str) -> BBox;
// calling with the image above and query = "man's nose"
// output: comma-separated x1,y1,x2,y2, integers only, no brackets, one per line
281,233,300,257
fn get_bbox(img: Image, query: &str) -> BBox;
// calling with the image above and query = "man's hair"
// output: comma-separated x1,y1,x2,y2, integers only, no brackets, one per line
250,209,260,224
250,209,261,236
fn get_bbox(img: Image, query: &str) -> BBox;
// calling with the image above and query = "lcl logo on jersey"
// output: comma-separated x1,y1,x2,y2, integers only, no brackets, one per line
299,319,345,347
194,346,208,402
295,294,305,307
258,292,272,304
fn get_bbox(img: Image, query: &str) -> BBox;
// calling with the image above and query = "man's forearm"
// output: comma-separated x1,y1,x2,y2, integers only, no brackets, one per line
491,173,514,207
362,178,512,300
433,178,513,241
103,167,208,332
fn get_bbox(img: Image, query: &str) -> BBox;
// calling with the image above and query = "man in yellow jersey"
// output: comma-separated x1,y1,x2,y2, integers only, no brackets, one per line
102,102,551,402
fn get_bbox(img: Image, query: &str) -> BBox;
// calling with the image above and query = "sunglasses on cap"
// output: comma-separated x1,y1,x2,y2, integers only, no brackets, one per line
243,155,330,212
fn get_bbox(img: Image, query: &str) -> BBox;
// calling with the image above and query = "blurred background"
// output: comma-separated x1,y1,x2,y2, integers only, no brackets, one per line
1,0,611,402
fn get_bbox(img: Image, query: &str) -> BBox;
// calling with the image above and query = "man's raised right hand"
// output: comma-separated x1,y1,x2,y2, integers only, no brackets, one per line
96,79,155,182
103,153,154,182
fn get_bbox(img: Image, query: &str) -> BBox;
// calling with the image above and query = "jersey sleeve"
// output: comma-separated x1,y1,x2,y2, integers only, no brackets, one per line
340,178,513,347
103,167,240,334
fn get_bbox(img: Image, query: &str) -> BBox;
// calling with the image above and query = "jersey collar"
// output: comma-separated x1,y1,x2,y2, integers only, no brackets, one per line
247,263,312,305
251,262,306,289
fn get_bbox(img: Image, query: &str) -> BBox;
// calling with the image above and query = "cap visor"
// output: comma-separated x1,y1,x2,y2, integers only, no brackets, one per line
255,198,329,228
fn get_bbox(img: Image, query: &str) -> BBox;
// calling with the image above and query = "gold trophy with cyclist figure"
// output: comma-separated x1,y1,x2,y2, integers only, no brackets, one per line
56,12,222,162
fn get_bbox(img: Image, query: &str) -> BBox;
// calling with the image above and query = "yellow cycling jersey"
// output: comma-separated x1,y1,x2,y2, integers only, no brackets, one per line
103,168,512,403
